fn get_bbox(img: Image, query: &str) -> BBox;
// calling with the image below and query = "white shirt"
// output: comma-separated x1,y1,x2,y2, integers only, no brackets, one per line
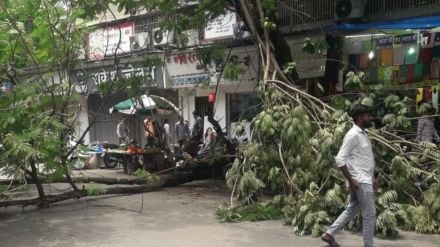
163,123,170,136
335,124,375,184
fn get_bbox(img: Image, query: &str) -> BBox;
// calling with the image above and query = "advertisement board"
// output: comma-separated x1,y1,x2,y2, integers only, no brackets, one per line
165,47,259,87
88,21,134,61
204,11,237,40
72,62,163,93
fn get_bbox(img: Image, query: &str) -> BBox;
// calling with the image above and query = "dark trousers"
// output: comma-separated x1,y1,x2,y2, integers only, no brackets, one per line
178,140,185,156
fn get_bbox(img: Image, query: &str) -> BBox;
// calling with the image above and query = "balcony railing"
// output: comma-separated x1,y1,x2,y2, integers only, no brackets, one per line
278,0,440,32
366,0,440,15
365,0,440,20
278,0,336,32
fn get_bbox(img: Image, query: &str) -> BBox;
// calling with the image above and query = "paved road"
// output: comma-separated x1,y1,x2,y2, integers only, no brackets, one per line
1,180,440,247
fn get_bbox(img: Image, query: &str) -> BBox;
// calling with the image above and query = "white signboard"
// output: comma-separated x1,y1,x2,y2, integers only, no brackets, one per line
208,47,259,84
165,52,212,86
88,21,134,61
73,63,161,92
165,47,259,87
204,12,237,40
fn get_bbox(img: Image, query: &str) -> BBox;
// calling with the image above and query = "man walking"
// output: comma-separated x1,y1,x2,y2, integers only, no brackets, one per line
321,104,376,247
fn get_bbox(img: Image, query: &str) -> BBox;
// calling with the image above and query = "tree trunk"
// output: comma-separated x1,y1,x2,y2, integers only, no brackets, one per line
232,0,297,80
0,172,196,208
29,160,49,208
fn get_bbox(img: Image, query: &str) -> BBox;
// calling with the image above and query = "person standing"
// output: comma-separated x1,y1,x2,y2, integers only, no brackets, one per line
116,119,129,144
192,110,204,143
416,106,440,143
175,116,189,155
321,104,376,247
144,116,158,147
163,119,171,152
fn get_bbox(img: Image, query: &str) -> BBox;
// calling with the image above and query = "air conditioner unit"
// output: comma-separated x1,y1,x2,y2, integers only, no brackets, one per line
130,32,150,52
152,28,176,48
335,0,365,21
179,29,200,48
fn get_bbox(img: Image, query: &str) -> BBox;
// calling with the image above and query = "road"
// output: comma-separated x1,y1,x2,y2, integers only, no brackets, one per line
1,180,440,247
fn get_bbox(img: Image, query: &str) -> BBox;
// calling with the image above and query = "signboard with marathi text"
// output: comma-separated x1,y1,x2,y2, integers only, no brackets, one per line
165,47,259,87
88,21,134,61
165,52,211,86
71,62,163,93
204,11,237,40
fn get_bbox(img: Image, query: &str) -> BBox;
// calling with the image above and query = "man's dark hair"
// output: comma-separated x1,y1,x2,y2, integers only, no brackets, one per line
351,104,371,122
192,110,198,115
164,119,168,124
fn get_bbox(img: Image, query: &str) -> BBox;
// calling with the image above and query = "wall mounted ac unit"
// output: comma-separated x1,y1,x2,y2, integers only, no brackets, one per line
152,28,176,48
129,32,150,52
335,0,365,21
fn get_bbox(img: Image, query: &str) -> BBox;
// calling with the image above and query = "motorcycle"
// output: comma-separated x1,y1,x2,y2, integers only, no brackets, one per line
102,140,142,174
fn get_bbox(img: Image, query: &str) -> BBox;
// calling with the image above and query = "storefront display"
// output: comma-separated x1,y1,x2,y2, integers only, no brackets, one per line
345,31,440,86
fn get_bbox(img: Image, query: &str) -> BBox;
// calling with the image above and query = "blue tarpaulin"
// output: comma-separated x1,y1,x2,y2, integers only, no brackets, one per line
325,15,440,32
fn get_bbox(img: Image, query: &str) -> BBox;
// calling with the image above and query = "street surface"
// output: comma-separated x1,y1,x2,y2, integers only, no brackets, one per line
1,180,440,247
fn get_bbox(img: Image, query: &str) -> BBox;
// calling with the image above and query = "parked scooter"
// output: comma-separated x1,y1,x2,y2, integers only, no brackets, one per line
67,135,102,170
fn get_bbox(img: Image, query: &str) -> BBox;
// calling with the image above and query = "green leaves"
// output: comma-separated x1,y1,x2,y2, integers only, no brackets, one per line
217,202,283,223
302,38,316,54
344,71,365,91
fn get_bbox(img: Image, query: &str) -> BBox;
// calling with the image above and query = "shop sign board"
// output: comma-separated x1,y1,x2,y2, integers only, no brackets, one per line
88,21,134,61
165,52,211,86
376,36,393,47
165,47,259,87
208,48,259,84
393,33,418,45
204,11,237,40
72,63,163,93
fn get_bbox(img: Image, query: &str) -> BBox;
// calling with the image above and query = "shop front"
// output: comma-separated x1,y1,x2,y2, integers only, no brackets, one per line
327,15,440,110
70,58,176,146
167,46,260,139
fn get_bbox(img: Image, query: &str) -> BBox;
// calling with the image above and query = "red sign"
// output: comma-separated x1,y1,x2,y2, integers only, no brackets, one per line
208,92,216,103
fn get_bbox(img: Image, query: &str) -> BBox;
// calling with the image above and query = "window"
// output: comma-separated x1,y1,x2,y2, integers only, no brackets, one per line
227,93,261,123
195,96,210,117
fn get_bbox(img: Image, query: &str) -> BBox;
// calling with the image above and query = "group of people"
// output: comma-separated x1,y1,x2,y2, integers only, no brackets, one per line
116,110,208,155
116,117,161,147
175,111,210,156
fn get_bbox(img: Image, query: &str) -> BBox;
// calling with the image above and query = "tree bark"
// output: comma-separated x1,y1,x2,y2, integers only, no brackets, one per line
29,160,49,208
0,172,196,208
232,0,296,81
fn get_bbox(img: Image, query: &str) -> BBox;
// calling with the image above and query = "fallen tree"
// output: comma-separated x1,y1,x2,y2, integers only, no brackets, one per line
211,0,440,239
0,172,196,208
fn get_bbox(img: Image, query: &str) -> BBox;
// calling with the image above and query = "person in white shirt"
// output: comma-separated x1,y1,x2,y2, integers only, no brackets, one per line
322,104,376,247
163,119,171,152
116,119,129,144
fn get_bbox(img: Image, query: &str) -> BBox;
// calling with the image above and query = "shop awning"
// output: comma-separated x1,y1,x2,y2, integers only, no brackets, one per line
109,95,156,115
325,15,440,32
